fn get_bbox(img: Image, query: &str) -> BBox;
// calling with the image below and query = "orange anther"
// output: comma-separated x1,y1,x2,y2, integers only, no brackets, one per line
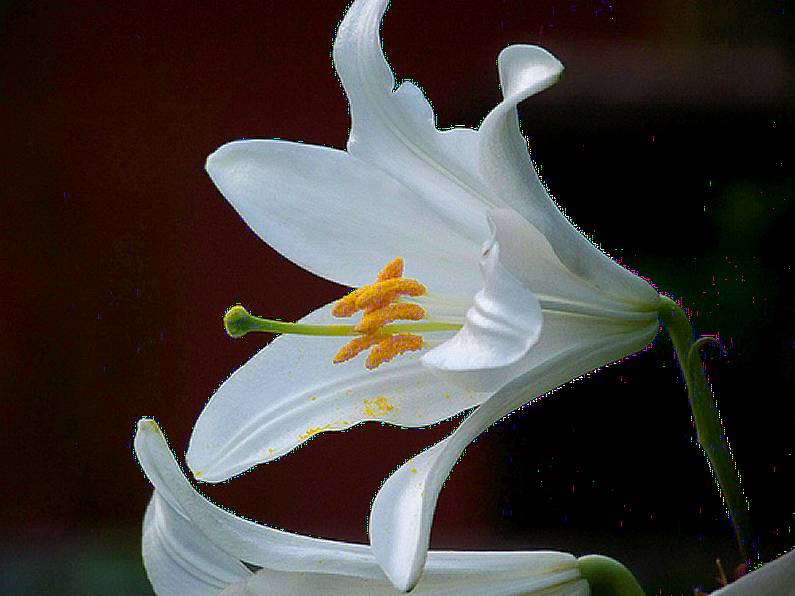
331,287,366,317
332,259,429,369
365,334,423,369
355,278,426,312
355,303,426,334
332,333,383,364
376,257,404,281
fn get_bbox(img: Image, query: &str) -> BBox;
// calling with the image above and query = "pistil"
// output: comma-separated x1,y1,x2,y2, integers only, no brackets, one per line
223,258,462,369
223,305,458,339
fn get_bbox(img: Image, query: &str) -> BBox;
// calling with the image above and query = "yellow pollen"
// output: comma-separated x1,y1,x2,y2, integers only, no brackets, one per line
366,334,423,369
299,424,333,440
331,287,366,317
333,333,384,364
331,258,406,317
355,303,426,334
355,278,426,312
332,258,429,369
363,395,395,417
376,257,404,281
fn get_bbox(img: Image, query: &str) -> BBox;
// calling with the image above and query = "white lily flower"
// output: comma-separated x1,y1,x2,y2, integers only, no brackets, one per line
136,418,596,595
189,0,662,589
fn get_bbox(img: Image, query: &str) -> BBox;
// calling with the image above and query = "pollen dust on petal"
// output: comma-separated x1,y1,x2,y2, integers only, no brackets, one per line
299,424,332,440
363,395,395,417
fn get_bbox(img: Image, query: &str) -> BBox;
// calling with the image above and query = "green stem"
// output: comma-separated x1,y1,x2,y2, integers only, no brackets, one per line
658,296,750,562
577,555,645,596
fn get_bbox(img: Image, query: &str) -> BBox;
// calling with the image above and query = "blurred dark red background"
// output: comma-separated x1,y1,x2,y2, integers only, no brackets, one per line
2,1,792,593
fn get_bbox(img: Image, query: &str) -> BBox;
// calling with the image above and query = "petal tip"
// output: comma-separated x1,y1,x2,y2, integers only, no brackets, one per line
205,141,240,176
497,44,564,100
377,556,422,594
184,450,212,483
137,417,161,436
184,448,242,484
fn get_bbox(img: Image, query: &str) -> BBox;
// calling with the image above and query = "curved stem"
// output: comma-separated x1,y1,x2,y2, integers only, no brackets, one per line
577,555,645,596
658,296,750,562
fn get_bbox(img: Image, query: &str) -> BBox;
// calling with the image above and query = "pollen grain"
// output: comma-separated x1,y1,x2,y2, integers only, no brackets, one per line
333,334,384,364
376,257,404,281
355,302,426,334
332,257,428,369
366,334,423,369
355,278,426,312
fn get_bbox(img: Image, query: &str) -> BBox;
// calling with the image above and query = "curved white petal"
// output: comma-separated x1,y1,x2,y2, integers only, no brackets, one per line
139,419,590,595
422,240,542,377
487,209,660,315
187,302,490,483
136,418,382,578
370,313,660,591
239,564,587,596
206,139,482,295
143,496,251,596
711,550,795,595
332,0,500,243
479,45,658,307
423,210,658,392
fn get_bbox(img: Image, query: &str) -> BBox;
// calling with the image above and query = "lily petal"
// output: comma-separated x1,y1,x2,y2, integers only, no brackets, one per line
187,302,490,483
370,314,659,591
206,140,481,295
423,210,658,392
422,239,543,380
143,496,251,596
237,562,586,596
333,0,502,242
137,418,383,578
140,419,592,595
711,550,795,595
487,209,660,315
479,45,658,307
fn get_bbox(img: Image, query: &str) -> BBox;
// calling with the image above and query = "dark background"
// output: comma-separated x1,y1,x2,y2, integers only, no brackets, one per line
2,1,792,593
